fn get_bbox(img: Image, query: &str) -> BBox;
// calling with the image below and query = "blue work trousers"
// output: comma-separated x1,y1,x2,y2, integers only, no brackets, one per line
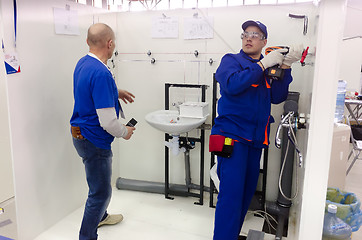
213,141,262,240
73,138,112,240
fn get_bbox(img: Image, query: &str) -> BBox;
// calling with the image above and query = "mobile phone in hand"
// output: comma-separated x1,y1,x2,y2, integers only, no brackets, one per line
126,118,137,127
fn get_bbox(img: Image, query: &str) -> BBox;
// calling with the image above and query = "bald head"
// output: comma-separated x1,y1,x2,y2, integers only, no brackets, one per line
87,23,115,49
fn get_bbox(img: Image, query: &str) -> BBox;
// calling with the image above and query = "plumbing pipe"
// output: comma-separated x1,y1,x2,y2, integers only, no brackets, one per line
277,92,299,208
164,135,186,156
266,92,300,240
117,144,209,195
184,150,192,187
116,177,210,194
277,92,300,239
116,177,188,194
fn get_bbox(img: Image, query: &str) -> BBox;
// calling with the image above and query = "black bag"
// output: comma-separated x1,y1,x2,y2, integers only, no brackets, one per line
351,124,362,140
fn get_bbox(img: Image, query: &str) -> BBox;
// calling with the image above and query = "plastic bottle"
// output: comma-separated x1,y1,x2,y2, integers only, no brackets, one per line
322,204,352,240
335,80,347,123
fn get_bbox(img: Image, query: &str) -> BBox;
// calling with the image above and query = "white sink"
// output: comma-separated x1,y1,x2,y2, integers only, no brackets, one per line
145,110,207,135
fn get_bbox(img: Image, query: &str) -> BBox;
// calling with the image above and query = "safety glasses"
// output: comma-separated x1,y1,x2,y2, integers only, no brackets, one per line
241,31,265,40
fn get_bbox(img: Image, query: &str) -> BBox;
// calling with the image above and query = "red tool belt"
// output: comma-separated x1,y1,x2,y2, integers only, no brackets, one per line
209,135,235,158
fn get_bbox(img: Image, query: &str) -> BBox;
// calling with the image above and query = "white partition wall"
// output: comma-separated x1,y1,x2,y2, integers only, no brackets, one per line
0,8,14,204
0,0,118,239
298,0,348,239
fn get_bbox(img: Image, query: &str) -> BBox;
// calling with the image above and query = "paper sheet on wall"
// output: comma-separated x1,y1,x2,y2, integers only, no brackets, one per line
152,17,179,39
53,8,80,36
184,17,214,40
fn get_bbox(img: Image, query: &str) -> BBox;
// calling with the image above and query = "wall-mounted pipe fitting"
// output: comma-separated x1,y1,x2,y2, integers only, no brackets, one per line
288,13,308,35
151,58,156,64
194,50,199,57
209,58,214,65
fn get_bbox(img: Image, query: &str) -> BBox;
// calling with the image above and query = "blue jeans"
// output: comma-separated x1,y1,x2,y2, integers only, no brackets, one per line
213,142,262,240
73,137,113,240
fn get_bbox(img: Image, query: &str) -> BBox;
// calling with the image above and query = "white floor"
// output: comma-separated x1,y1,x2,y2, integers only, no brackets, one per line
0,188,275,240
2,161,361,240
35,189,215,240
33,189,276,240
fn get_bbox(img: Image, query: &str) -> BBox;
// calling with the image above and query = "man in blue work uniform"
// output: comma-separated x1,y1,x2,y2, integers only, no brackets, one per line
70,23,136,240
211,20,302,240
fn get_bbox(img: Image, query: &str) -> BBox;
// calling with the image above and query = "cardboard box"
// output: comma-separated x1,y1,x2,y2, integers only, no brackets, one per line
179,102,209,118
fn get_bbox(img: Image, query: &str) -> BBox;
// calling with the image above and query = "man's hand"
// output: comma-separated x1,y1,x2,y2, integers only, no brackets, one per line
118,89,135,104
282,45,303,67
259,49,288,70
123,126,135,140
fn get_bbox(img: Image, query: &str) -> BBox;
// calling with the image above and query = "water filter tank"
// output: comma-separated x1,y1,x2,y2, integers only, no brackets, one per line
322,204,352,240
335,80,347,123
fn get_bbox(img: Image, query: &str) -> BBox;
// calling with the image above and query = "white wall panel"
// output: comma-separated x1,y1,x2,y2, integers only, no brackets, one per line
0,0,118,239
0,4,14,204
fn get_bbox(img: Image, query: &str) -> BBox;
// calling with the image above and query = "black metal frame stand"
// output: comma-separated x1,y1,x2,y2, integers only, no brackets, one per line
164,83,207,205
209,74,268,210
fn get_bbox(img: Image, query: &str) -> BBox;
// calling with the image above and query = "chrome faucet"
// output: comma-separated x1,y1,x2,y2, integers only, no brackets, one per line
275,111,294,149
172,101,183,114
275,111,303,167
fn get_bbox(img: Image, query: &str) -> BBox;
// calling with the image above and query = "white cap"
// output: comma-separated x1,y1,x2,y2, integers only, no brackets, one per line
328,204,337,214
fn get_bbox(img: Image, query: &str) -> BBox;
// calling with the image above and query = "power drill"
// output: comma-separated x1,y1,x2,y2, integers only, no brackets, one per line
265,46,289,80
264,46,310,80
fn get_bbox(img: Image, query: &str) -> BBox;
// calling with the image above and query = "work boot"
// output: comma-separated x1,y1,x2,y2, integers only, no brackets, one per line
98,214,124,227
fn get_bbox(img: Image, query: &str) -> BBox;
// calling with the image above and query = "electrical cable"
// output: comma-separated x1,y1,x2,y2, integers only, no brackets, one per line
247,209,278,232
264,203,278,231
256,210,278,230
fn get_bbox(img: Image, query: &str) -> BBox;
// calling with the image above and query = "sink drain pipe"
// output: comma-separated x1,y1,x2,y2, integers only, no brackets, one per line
116,148,210,194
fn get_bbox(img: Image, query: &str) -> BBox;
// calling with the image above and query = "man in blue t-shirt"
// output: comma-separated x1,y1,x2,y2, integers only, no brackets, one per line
70,23,135,240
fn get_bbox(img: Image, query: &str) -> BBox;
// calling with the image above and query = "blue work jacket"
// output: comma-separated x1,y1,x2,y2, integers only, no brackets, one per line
211,49,293,148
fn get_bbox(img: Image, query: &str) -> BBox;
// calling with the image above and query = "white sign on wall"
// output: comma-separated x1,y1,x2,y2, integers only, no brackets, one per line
53,7,80,36
184,17,214,40
152,17,179,39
